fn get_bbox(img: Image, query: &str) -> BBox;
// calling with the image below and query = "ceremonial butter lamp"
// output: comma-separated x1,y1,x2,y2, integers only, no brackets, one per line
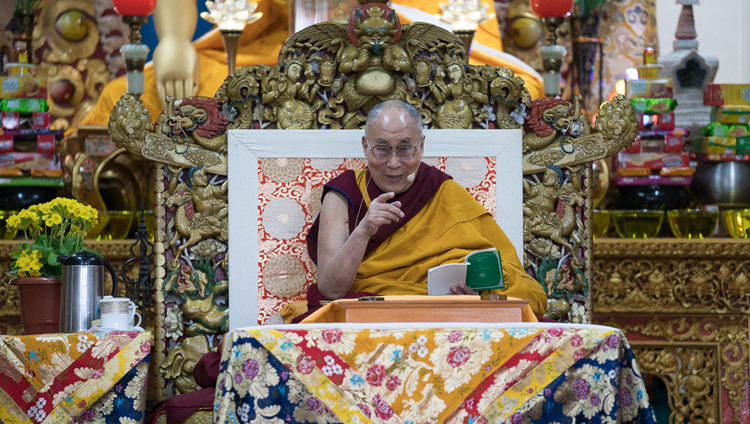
436,0,496,55
530,0,574,97
112,0,157,96
200,0,263,76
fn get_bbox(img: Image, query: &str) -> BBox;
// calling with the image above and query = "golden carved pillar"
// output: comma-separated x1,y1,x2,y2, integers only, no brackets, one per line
592,238,750,424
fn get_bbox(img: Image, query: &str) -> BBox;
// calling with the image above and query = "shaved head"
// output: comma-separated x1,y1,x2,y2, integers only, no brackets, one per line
365,100,423,138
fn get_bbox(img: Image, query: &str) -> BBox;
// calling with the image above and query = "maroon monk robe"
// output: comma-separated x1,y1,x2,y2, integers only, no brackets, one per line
295,162,451,322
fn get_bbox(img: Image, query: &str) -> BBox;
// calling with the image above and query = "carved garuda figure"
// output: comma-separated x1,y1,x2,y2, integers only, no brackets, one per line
107,0,638,400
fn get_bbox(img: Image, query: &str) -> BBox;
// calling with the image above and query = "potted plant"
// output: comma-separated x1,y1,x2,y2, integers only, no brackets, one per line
6,197,98,334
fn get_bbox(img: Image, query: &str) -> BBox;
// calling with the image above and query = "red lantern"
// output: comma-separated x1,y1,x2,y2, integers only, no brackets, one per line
112,0,157,16
530,0,574,18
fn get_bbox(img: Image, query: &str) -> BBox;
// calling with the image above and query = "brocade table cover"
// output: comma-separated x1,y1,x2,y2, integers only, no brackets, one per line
0,331,151,424
214,323,656,423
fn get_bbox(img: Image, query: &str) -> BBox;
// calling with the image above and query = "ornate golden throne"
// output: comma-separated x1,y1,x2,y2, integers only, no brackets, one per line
107,1,637,402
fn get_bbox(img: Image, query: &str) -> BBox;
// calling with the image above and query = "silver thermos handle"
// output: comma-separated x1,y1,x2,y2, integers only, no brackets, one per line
103,258,118,295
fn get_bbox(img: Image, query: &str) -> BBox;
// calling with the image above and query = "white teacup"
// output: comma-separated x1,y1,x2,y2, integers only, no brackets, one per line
99,296,141,330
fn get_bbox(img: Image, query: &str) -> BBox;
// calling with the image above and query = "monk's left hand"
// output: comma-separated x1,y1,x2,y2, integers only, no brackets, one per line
449,283,476,295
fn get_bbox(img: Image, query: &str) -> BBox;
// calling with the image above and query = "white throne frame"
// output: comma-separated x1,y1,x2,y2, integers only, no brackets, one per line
227,129,523,330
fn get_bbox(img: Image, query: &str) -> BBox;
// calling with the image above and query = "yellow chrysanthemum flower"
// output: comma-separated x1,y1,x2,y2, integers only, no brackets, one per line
50,213,62,225
16,255,30,270
29,257,43,270
38,203,52,215
6,215,20,230
12,197,102,278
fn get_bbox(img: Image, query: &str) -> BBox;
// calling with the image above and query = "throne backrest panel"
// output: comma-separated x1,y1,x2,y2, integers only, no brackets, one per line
228,129,522,329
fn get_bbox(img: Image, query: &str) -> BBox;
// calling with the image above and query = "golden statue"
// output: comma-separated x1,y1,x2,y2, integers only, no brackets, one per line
429,62,489,129
261,59,319,129
83,0,545,127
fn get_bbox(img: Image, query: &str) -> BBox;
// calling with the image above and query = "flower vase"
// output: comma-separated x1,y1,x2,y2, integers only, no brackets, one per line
11,277,61,334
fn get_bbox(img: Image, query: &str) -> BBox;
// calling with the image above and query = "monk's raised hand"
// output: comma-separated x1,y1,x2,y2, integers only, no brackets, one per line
360,192,404,236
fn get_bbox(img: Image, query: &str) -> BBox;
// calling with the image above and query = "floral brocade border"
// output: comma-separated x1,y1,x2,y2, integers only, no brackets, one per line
214,326,655,423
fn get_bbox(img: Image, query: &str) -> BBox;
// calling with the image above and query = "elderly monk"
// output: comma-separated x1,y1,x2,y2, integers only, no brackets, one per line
303,100,547,317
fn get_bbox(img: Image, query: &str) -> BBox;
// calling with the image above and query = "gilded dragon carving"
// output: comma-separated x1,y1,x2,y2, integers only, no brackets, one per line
106,1,638,400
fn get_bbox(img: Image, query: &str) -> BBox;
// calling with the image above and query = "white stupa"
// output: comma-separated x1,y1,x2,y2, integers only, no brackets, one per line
658,0,719,137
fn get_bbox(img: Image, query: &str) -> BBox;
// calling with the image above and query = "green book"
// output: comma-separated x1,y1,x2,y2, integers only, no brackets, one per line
427,248,505,295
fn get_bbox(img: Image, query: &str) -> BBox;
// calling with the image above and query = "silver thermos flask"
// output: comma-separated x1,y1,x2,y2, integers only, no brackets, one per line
59,251,119,332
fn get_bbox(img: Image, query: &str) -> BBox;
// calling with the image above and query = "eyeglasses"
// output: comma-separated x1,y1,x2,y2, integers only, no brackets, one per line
367,142,421,160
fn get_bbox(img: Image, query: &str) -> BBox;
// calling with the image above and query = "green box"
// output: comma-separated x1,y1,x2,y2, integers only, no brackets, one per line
0,98,48,113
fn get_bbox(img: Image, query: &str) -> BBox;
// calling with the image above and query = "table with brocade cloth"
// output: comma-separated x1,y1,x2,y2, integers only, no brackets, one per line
214,323,656,423
0,331,150,424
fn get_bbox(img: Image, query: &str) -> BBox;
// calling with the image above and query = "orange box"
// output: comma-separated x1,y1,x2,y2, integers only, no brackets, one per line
328,299,529,323
618,168,651,177
617,152,689,170
0,75,47,99
704,84,750,106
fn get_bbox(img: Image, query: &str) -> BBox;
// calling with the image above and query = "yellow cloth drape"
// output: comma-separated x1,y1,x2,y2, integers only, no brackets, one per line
349,170,547,315
392,0,543,99
80,0,541,127
79,0,288,127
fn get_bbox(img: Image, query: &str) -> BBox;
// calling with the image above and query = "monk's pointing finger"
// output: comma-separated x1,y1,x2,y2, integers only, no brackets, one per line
373,192,395,203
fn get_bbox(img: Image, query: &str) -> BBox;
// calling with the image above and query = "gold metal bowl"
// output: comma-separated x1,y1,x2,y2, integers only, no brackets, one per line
0,211,19,239
666,209,718,239
592,210,610,238
611,210,664,239
723,209,750,239
87,210,133,240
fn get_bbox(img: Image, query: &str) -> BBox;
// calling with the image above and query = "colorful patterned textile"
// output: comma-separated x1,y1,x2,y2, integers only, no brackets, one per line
0,331,151,424
214,324,655,423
